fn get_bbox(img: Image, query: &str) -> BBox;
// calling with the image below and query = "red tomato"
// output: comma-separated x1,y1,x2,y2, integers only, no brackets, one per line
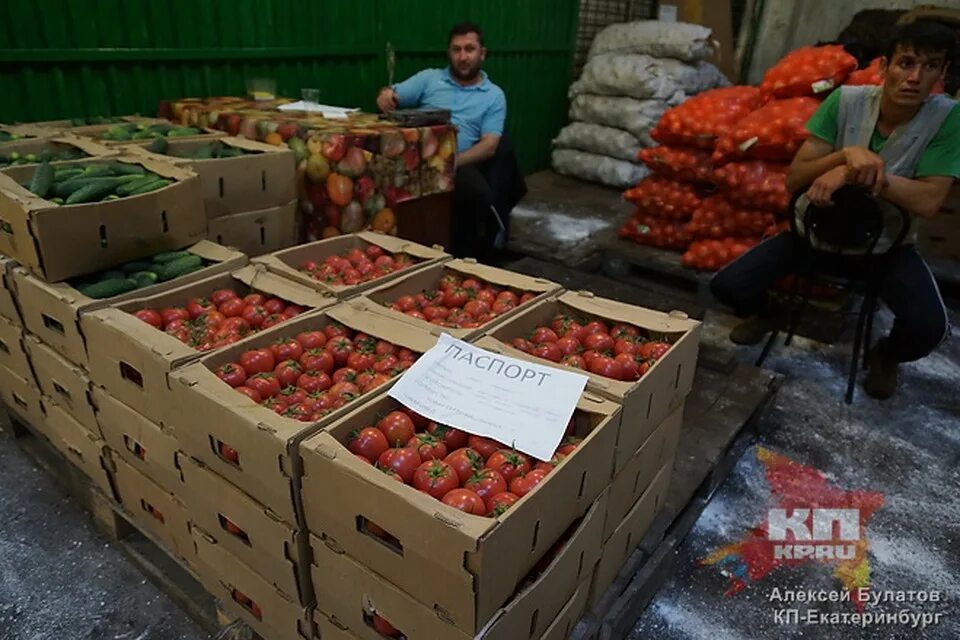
534,453,566,474
444,447,485,484
285,402,315,422
366,244,386,259
377,447,421,483
296,331,327,350
281,304,304,319
588,355,624,380
615,353,640,381
556,336,582,356
243,293,266,307
245,372,281,399
331,367,358,384
407,433,448,461
463,300,491,318
160,307,190,325
561,354,586,369
427,424,468,451
511,337,534,353
405,310,427,321
581,320,609,337
468,435,502,460
412,460,459,499
551,314,577,335
299,348,335,374
239,349,275,375
197,310,226,329
134,309,163,328
329,381,359,400
582,332,615,353
438,274,461,291
372,355,400,374
210,289,238,306
219,298,246,318
219,442,241,464
611,323,640,340
240,305,267,328
364,373,392,391
422,305,450,321
273,359,303,388
486,491,520,516
532,342,563,363
348,427,390,461
271,338,304,363
614,338,638,356
519,292,535,304
532,327,559,344
221,316,251,335
186,297,217,320
485,450,532,484
497,291,520,306
403,408,431,430
372,614,400,638
215,363,247,388
347,351,376,371
637,341,671,360
235,386,261,403
442,488,487,515
442,287,469,308
509,469,548,497
323,321,349,340
465,468,508,501
326,337,354,367
377,411,416,447
492,300,515,315
260,313,285,330
277,386,307,406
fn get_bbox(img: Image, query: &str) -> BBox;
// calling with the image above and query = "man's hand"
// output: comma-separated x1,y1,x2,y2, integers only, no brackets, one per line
806,165,848,206
376,87,399,113
843,146,885,194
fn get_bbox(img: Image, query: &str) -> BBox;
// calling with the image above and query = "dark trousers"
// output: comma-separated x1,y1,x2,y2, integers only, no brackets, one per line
710,232,950,363
451,164,498,259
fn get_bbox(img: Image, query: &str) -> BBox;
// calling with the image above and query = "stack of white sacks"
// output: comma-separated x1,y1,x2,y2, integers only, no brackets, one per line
553,21,729,188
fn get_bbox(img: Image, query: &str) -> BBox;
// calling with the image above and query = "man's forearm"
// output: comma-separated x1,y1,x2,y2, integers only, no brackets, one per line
880,176,946,218
456,139,497,167
786,150,847,192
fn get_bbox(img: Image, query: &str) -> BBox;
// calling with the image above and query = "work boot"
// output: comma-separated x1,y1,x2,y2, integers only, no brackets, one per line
864,341,899,400
729,314,781,345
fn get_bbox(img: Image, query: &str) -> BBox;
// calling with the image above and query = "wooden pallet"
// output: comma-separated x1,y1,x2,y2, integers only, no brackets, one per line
571,360,781,640
0,409,256,640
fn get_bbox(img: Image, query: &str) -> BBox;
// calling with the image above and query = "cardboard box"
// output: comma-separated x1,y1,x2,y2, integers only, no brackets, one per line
313,612,362,640
179,454,311,605
42,400,114,497
476,290,700,473
588,461,672,609
93,387,181,496
0,255,21,322
0,364,44,430
0,135,116,169
299,389,620,635
168,301,441,525
11,240,246,368
252,231,450,299
0,155,207,281
112,455,193,562
603,403,682,541
23,335,98,435
0,124,60,142
309,494,605,640
0,315,34,382
206,201,298,258
70,123,226,147
20,116,167,131
126,137,296,218
82,263,334,427
360,259,562,341
192,526,312,640
541,580,590,640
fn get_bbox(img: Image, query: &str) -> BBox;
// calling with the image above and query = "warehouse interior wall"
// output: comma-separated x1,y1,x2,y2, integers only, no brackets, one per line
0,0,580,174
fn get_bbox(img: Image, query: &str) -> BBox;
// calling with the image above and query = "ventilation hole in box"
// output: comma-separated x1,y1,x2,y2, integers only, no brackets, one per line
219,513,251,545
119,362,144,388
219,177,225,198
530,520,541,551
261,170,267,191
632,469,643,495
213,437,241,467
577,470,587,498
124,435,146,460
260,226,266,247
356,515,403,555
216,233,224,245
41,314,65,335
12,392,27,409
52,381,71,400
161,210,169,233
674,363,682,390
624,532,633,555
141,499,164,523
528,609,540,637
232,589,261,620
577,550,585,578
564,621,572,638
99,224,108,248
645,393,653,420
0,339,8,354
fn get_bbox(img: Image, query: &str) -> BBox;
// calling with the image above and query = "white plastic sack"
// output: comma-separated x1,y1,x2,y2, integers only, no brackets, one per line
568,95,674,145
551,149,650,188
588,21,716,62
570,54,728,101
553,122,643,161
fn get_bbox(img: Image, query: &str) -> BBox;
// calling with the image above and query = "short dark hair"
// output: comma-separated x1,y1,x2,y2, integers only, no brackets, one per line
449,22,484,47
885,20,956,65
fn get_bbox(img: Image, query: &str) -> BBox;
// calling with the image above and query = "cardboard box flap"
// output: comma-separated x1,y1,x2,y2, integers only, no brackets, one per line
52,134,116,157
111,154,197,182
558,290,699,335
356,230,447,260
87,306,198,365
3,124,59,138
232,264,335,309
446,259,559,292
328,299,442,354
189,239,248,263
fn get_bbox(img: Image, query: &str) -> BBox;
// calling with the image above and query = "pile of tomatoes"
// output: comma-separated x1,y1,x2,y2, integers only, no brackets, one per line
713,160,791,213
618,214,692,250
681,238,758,271
623,176,702,222
712,97,820,164
299,244,418,287
347,403,584,518
133,289,306,352
637,146,714,184
509,314,672,381
650,86,763,149
760,45,857,99
385,272,536,329
212,322,419,423
685,195,777,240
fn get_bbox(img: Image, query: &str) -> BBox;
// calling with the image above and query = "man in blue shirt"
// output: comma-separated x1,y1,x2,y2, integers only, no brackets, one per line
376,22,515,258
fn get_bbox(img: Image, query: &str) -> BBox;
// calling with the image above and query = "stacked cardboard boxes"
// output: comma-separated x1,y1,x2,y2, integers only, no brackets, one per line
126,137,299,258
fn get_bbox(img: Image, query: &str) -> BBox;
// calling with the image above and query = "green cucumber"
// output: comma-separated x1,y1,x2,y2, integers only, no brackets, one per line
29,162,54,198
115,175,158,196
147,137,168,154
120,260,154,274
80,164,114,178
53,176,120,199
130,271,159,288
157,254,203,281
167,127,201,137
126,178,171,196
80,278,138,299
53,168,84,182
99,270,126,281
152,250,192,264
65,178,123,204
107,162,146,176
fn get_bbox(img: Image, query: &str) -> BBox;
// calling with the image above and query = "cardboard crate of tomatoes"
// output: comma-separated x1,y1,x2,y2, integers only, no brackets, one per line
80,265,335,427
252,230,449,299
299,387,620,636
475,290,699,473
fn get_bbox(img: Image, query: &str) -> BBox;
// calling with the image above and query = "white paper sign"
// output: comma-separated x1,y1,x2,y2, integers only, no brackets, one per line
388,334,589,461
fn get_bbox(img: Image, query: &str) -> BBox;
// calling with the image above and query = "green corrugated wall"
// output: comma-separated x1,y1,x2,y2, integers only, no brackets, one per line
0,0,579,172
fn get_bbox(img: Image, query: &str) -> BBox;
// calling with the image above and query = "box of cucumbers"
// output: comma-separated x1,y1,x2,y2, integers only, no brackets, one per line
0,156,206,282
72,121,226,145
0,135,116,170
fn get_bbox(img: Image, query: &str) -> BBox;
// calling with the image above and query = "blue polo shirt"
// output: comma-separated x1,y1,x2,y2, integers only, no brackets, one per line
393,67,507,153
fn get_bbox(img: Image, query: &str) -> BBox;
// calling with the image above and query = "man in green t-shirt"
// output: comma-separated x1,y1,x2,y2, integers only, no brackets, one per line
711,21,958,400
